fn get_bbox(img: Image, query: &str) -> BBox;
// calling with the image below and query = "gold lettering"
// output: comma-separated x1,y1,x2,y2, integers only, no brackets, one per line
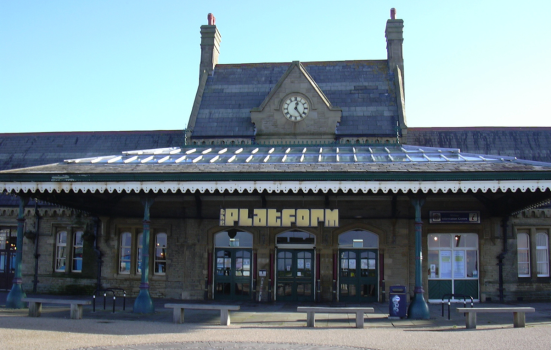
239,209,253,226
219,209,226,226
310,209,325,226
324,209,339,227
296,209,310,227
224,208,239,226
267,209,281,227
253,209,267,226
281,209,296,227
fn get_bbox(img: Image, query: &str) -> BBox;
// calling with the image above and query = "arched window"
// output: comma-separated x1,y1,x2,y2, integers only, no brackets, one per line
338,230,379,248
536,232,549,277
276,230,315,248
215,230,253,248
517,232,530,277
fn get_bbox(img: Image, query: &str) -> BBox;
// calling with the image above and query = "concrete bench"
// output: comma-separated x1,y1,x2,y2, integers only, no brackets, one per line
164,303,240,326
297,306,375,328
22,298,91,320
456,307,535,329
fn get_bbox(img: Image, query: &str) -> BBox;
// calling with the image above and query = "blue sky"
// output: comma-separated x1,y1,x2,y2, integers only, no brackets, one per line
1,1,550,133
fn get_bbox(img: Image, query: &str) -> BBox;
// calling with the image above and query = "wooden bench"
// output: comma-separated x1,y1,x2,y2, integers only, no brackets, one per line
164,303,240,326
297,307,375,328
22,298,91,320
456,307,535,329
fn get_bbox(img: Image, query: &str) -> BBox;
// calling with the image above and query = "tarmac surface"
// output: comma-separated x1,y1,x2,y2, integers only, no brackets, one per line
1,291,551,350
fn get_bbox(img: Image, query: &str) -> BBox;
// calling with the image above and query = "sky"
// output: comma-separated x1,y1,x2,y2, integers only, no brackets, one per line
1,0,550,133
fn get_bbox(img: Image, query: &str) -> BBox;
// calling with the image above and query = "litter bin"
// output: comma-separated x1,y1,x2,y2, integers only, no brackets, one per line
389,285,407,318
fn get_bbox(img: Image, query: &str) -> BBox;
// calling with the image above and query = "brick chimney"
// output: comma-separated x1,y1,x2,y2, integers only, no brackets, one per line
385,8,404,82
199,13,221,79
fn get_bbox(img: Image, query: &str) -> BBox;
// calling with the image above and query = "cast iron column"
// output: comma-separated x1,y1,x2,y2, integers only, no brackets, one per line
133,196,155,313
407,197,430,319
6,196,28,308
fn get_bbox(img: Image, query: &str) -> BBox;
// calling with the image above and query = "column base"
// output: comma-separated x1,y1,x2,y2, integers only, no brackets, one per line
407,292,430,319
133,288,155,314
6,283,27,309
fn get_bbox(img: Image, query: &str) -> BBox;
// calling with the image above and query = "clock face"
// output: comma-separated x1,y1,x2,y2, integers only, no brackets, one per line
283,96,309,122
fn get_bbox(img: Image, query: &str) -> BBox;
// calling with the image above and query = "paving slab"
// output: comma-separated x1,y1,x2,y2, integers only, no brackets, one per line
1,292,551,350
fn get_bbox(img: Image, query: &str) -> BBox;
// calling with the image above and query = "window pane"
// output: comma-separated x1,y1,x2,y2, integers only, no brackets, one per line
536,233,549,277
466,250,478,278
517,232,531,277
58,231,67,244
428,250,439,278
517,232,529,248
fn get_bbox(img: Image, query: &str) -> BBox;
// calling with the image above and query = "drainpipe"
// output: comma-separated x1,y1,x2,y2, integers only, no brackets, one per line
92,217,103,290
497,216,509,303
32,201,40,293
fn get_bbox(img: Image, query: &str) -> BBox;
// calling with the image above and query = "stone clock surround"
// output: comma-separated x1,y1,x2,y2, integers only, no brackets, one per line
251,63,342,142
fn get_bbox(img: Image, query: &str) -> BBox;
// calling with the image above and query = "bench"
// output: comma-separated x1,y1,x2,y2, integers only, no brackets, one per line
456,307,535,329
297,307,375,328
22,298,91,320
164,303,240,326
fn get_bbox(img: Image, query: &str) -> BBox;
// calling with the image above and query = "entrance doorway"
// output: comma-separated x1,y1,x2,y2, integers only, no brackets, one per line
0,227,17,290
213,230,253,300
338,230,379,302
275,230,316,302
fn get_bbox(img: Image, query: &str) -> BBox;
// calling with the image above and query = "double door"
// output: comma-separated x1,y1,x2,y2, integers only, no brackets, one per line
214,248,252,300
276,249,315,302
339,249,378,302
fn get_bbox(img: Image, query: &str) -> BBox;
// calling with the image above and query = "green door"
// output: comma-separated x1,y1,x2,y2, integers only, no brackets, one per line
339,249,378,302
214,248,252,300
276,249,314,302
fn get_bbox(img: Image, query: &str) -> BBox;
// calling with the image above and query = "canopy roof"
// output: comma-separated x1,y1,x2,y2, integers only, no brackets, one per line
1,144,551,196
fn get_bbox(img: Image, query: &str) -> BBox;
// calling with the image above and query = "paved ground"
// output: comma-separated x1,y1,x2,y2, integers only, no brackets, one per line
1,291,551,350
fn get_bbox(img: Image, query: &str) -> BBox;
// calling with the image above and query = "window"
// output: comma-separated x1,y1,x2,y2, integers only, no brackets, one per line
536,232,549,277
72,231,84,273
118,227,166,276
55,231,67,272
136,232,143,274
154,233,167,275
427,233,478,279
516,228,551,278
55,228,83,273
119,232,132,274
517,232,530,277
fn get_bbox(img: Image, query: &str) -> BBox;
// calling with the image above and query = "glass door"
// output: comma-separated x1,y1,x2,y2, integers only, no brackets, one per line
214,248,252,300
339,249,378,302
276,249,315,302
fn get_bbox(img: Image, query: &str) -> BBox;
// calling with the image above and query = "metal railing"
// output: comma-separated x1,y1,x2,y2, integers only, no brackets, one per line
441,293,474,320
92,288,127,313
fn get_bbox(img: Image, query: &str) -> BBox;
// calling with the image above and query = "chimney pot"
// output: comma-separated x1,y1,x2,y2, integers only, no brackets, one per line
390,8,396,20
208,13,216,25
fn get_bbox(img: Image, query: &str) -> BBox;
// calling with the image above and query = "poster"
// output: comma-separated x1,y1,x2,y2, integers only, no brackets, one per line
305,262,311,270
454,251,465,278
440,251,452,278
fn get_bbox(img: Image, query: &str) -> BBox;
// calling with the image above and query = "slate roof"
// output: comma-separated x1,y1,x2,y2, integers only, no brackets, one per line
0,130,185,171
191,61,399,139
407,127,551,163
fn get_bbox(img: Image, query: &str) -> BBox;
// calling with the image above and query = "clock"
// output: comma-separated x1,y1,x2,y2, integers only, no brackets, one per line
283,96,309,122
